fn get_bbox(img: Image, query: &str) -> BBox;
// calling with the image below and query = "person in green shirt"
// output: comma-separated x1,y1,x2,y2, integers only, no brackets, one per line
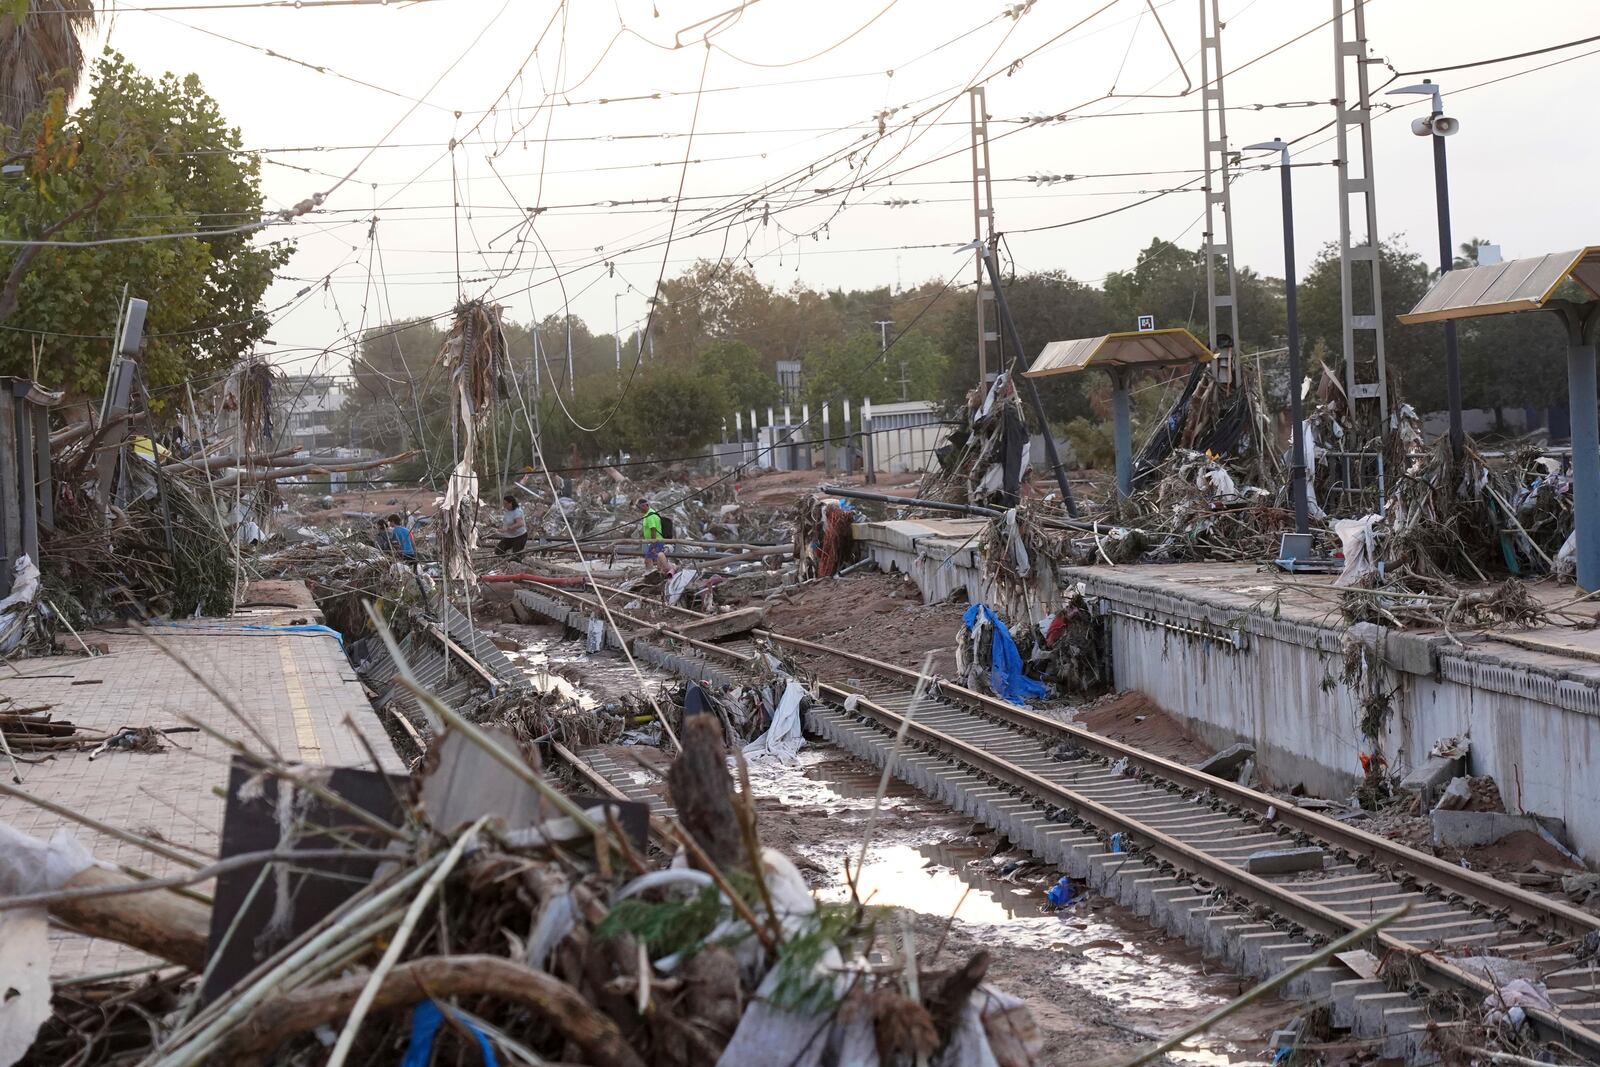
636,497,664,562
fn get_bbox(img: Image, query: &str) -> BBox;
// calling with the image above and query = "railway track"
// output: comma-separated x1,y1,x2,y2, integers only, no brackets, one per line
516,579,1600,1062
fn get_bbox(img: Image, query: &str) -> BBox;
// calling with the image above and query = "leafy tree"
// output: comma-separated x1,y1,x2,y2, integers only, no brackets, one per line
616,365,727,455
0,52,290,399
0,0,95,132
934,269,1117,421
342,317,445,457
1296,237,1441,408
696,339,779,411
1102,238,1283,353
650,259,772,363
803,330,947,409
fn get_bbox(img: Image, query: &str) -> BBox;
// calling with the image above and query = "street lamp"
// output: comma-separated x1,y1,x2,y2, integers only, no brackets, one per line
1244,138,1309,537
1387,79,1464,461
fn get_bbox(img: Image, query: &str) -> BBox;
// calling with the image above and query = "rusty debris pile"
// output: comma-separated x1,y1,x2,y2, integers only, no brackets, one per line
792,493,855,580
1,635,1038,1067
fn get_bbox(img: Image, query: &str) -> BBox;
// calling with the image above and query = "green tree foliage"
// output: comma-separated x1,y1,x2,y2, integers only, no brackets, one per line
1102,239,1284,350
651,259,773,362
616,365,727,454
696,339,779,411
802,330,947,409
935,269,1117,421
0,52,289,399
342,317,445,457
1297,239,1441,408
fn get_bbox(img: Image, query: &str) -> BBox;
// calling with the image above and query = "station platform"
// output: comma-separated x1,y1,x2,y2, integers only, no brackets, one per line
852,517,1600,863
0,580,400,976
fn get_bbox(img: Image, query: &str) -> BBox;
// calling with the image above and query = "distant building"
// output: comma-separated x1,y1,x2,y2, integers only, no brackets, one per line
280,375,350,451
775,360,802,402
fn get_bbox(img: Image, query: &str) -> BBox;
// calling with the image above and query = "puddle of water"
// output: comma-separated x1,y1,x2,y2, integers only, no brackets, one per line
821,837,1238,1015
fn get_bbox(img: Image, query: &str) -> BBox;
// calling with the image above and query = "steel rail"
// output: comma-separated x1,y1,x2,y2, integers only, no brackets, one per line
524,577,1599,941
759,630,1600,944
820,682,1600,1061
517,578,1600,1057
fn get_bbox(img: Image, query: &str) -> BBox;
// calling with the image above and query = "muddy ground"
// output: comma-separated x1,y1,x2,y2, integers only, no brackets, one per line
766,570,969,675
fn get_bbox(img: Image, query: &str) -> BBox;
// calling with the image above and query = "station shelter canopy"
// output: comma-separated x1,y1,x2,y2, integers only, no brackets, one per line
1398,247,1600,325
1024,328,1214,378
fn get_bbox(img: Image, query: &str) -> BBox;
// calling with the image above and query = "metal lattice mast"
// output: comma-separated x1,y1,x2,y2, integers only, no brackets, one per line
969,87,1000,388
1333,0,1389,427
1198,0,1242,386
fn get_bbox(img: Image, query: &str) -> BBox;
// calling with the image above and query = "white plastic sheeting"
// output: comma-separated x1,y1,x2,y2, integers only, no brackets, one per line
1332,515,1383,588
0,555,40,654
743,679,805,762
0,824,99,1067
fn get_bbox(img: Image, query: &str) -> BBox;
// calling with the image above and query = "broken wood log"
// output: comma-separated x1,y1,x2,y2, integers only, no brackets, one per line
215,954,648,1067
166,446,304,473
208,451,416,488
666,714,743,873
672,606,767,642
49,866,210,971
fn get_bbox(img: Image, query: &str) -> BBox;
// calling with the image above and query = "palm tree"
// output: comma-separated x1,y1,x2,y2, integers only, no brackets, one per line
0,0,96,133
1454,237,1493,270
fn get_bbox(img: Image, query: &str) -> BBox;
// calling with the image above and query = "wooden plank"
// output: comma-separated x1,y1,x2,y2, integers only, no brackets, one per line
673,606,768,642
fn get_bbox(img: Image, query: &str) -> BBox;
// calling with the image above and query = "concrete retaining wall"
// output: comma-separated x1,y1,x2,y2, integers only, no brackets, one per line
1071,568,1600,864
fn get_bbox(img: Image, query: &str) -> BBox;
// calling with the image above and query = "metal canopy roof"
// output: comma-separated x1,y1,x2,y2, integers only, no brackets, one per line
1397,246,1600,325
1025,328,1213,378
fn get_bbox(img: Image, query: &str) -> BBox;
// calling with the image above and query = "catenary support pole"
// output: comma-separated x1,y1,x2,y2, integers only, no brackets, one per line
979,248,1079,517
1564,306,1600,591
1282,157,1310,536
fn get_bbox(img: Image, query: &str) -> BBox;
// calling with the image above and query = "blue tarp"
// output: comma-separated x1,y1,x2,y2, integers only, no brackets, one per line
401,1000,499,1067
962,603,1047,706
149,621,344,648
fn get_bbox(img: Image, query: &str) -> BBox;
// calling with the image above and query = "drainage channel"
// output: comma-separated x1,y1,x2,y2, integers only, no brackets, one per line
510,582,1600,1064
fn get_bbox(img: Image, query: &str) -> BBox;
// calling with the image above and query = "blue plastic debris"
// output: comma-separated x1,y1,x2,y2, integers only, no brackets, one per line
961,603,1048,705
1109,832,1125,853
401,1000,500,1067
1045,875,1080,908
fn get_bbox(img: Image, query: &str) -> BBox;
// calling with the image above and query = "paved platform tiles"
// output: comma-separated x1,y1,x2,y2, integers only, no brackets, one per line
0,580,401,977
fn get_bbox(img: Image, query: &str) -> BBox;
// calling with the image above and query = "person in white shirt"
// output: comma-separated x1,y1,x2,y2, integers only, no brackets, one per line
496,494,528,558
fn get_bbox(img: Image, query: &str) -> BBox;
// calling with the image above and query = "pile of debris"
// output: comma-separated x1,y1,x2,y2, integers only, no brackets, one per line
919,370,1030,509
2,643,1038,1067
792,493,855,580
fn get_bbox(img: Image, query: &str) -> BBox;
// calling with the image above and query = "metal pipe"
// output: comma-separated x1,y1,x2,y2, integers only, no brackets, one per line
818,484,1003,517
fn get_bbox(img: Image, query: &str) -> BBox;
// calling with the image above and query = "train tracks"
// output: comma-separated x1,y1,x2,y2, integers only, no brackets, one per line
514,579,1600,1063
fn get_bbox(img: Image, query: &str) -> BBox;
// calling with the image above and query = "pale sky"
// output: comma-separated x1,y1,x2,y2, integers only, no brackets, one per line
83,0,1600,378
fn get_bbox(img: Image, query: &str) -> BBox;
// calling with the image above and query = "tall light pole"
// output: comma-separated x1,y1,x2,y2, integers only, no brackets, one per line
612,293,624,380
1245,138,1309,536
1388,79,1463,461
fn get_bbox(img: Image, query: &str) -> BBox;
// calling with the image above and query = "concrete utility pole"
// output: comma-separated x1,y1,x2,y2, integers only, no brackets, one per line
873,319,892,351
968,87,999,391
